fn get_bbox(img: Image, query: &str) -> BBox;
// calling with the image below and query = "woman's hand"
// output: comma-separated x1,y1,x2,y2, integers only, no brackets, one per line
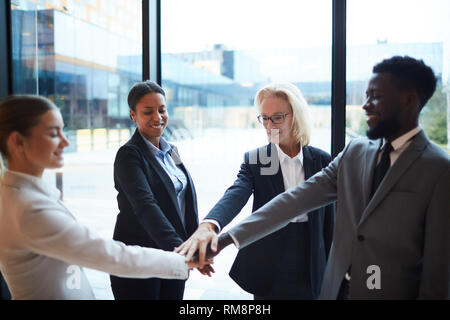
175,222,218,269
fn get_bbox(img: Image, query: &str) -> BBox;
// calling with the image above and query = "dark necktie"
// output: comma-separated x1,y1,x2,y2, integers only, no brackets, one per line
371,142,393,197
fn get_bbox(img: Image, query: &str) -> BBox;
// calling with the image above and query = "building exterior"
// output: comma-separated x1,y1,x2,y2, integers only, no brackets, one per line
10,1,447,149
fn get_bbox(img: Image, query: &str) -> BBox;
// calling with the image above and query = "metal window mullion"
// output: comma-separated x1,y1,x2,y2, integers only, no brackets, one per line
0,0,12,99
142,0,161,84
331,0,346,158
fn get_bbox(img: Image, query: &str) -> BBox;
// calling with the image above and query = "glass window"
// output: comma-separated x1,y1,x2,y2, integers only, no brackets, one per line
10,0,142,299
346,0,450,150
162,0,332,299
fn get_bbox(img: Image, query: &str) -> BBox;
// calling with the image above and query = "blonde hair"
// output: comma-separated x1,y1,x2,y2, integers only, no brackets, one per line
254,82,311,146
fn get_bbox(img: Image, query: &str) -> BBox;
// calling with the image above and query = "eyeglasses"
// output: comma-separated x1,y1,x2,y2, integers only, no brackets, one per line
257,113,290,125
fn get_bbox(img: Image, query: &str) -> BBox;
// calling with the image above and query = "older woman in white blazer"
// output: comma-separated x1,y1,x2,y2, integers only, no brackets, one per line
0,95,207,300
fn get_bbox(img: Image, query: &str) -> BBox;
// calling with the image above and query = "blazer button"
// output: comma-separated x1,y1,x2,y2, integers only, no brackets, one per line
357,235,365,241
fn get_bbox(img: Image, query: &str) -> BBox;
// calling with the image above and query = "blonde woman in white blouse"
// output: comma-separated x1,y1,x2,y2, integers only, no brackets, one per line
0,95,208,300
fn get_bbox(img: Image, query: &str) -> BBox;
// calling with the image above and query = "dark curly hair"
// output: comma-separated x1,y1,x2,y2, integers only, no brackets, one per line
373,56,437,109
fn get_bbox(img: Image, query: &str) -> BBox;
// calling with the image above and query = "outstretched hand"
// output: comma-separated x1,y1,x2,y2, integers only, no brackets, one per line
196,264,215,277
174,222,219,269
185,257,214,272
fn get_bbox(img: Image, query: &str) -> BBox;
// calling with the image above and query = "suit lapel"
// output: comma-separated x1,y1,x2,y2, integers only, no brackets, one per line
359,131,428,226
131,131,185,233
268,144,316,197
352,139,380,225
170,144,196,209
362,139,382,209
302,146,319,239
264,144,285,195
171,145,199,232
302,146,315,180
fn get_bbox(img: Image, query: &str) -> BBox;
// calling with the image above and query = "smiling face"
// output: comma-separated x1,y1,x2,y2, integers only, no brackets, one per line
19,109,69,176
130,92,168,148
260,95,295,147
363,72,414,141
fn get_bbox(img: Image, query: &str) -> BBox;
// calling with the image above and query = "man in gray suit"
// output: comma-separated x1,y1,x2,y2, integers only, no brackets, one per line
179,56,450,299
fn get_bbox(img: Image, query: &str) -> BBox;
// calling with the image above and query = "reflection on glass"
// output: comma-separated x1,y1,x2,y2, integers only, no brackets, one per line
11,0,142,152
346,0,450,149
161,0,332,299
161,0,332,149
9,0,143,300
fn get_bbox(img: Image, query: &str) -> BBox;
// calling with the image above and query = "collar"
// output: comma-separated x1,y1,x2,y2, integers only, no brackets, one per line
140,131,172,157
275,144,304,166
3,170,61,200
383,127,422,151
7,170,42,185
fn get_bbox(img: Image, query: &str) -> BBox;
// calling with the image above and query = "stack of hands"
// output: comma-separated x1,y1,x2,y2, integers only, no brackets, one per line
175,222,233,276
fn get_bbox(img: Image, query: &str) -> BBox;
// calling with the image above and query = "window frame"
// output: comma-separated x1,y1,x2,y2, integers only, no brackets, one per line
0,1,12,99
143,0,162,84
331,0,346,157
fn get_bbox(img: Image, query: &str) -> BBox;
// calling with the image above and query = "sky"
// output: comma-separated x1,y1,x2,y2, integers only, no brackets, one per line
161,0,332,52
161,0,450,52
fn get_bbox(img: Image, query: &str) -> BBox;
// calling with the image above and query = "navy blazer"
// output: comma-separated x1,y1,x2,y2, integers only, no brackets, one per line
112,129,199,252
206,144,335,297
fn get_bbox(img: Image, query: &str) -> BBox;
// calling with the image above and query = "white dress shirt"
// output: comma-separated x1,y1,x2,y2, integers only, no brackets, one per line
275,144,309,223
141,134,188,226
378,126,422,166
204,144,308,233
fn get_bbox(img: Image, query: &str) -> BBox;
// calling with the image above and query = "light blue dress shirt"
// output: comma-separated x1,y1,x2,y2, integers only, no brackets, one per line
140,133,188,226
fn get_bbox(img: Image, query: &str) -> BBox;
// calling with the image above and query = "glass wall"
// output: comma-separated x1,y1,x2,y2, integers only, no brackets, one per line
346,0,450,149
11,0,142,151
162,0,332,153
9,0,142,299
161,0,332,299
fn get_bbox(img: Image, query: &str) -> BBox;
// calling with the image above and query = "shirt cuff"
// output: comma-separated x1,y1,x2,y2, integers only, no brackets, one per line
202,219,221,233
171,252,190,280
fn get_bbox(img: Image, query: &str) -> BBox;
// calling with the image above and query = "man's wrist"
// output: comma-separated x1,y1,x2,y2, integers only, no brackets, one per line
217,232,233,251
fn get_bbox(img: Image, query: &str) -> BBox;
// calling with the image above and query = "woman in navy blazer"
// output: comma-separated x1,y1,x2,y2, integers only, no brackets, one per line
0,95,204,300
110,81,199,300
177,83,335,299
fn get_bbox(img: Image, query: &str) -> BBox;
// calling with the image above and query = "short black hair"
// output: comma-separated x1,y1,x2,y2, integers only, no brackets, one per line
127,80,165,112
373,56,437,109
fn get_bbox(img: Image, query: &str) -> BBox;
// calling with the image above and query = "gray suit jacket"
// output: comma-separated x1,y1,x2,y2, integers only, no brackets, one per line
229,130,450,299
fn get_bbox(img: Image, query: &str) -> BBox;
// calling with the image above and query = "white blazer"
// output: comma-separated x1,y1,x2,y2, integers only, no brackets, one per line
0,170,189,300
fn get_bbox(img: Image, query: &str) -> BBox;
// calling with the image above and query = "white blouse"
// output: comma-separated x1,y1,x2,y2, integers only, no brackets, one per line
0,170,189,300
